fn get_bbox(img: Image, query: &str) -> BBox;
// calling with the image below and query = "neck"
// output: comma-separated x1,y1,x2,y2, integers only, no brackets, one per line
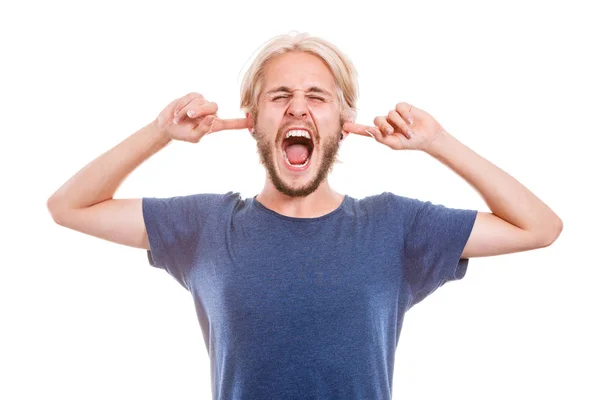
255,180,344,218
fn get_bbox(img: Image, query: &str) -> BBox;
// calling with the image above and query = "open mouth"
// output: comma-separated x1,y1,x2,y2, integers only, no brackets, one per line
281,130,314,170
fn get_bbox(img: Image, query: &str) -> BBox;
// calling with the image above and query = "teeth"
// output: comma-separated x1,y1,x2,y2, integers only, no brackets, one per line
285,130,311,140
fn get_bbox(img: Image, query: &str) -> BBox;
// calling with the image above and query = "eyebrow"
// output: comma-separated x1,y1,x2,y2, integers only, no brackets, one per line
265,86,333,97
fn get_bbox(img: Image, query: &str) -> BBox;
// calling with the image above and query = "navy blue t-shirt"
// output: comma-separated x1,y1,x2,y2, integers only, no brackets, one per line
142,191,477,400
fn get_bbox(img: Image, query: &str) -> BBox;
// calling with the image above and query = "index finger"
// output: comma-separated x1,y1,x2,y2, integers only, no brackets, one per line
211,118,251,132
343,122,378,138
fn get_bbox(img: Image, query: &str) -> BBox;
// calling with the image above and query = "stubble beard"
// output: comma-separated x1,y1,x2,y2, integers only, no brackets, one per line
254,121,343,198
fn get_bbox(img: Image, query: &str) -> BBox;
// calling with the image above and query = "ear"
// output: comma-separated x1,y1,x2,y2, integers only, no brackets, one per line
246,112,255,136
340,113,355,141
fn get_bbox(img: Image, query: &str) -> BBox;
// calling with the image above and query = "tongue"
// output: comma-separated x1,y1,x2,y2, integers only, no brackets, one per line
285,144,309,165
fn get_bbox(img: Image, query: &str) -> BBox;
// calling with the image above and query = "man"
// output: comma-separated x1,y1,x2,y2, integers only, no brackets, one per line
47,32,562,399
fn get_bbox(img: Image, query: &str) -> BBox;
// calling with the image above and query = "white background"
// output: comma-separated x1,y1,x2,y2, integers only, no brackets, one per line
2,0,598,399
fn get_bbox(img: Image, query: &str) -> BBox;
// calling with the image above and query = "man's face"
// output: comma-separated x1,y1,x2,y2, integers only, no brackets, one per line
252,51,344,198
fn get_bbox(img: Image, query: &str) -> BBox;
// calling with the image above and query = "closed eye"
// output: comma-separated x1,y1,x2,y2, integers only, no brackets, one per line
272,96,325,101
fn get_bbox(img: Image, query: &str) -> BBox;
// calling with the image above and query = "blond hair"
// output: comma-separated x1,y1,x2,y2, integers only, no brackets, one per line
240,32,359,122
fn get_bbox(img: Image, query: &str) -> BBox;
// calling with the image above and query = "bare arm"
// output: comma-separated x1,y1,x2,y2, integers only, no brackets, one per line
47,92,248,250
47,122,171,249
344,101,562,257
426,131,562,257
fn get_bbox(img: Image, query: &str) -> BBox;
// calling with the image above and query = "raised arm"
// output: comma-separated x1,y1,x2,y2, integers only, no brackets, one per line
47,92,249,249
344,101,563,258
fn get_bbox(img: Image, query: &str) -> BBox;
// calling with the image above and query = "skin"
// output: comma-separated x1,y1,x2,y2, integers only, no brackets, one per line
168,51,563,257
46,40,562,258
169,52,355,218
248,51,350,217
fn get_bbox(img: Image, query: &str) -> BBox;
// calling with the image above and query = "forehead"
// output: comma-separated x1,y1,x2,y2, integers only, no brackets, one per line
262,52,336,93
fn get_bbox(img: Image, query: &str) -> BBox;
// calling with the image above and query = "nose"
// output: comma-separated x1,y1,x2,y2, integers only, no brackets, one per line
286,92,308,118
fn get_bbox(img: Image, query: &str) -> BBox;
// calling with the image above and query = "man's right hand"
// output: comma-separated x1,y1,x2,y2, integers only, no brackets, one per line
155,92,250,143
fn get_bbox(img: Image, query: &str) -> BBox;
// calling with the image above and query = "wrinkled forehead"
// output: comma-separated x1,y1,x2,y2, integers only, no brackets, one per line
260,52,337,98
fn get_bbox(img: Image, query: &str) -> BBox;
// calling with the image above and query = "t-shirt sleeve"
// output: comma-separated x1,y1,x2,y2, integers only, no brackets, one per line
142,192,230,290
387,193,478,310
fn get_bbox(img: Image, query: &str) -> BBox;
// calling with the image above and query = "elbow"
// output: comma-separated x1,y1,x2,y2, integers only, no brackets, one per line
47,196,66,224
538,217,563,248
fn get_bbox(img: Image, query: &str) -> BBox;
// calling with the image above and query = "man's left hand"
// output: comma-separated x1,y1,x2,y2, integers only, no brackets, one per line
343,102,447,153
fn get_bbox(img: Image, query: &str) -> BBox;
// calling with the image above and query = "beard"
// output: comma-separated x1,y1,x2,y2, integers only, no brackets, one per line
254,119,343,198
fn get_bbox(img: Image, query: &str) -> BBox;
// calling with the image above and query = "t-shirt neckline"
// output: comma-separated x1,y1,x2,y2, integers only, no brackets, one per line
251,194,349,222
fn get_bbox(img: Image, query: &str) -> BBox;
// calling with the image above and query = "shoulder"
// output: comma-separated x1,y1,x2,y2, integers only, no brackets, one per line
142,191,244,225
366,191,424,217
144,190,242,208
346,191,423,229
366,191,468,233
